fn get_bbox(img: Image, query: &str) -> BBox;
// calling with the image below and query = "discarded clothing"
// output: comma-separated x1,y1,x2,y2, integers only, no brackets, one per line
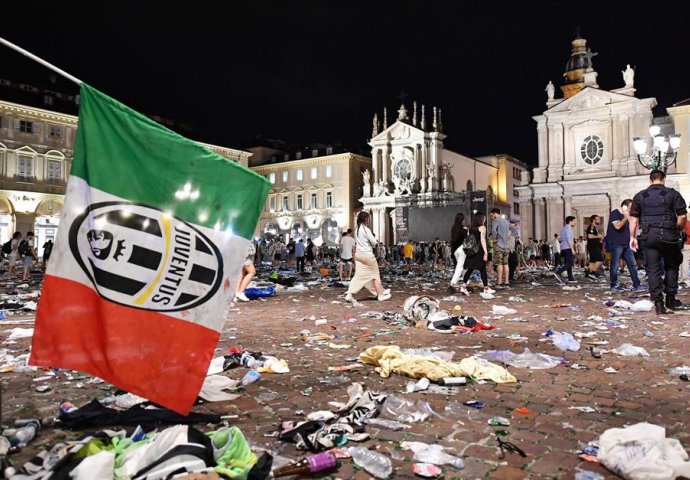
279,383,385,451
359,345,516,383
427,315,494,333
59,399,221,429
199,375,241,402
598,422,690,480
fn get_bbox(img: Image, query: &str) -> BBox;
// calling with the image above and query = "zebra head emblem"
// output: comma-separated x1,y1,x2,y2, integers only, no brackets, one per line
69,202,224,312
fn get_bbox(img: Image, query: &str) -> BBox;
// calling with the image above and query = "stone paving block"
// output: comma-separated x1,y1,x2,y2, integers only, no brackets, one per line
528,450,583,475
489,465,529,479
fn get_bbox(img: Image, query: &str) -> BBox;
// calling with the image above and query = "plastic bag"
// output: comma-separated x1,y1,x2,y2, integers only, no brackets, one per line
403,296,440,322
243,286,276,298
401,442,464,469
482,348,563,369
598,422,690,479
401,348,455,362
491,305,517,315
551,331,581,352
611,343,650,357
380,395,435,422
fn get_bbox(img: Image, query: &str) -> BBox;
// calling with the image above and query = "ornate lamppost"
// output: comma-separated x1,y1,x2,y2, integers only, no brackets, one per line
633,124,681,172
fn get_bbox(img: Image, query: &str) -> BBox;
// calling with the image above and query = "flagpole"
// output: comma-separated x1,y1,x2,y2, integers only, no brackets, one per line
0,36,82,86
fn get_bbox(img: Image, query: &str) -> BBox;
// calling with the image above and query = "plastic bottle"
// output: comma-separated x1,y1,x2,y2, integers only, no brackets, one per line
5,425,36,447
241,370,260,386
240,352,264,369
272,452,338,477
437,377,467,386
346,447,392,479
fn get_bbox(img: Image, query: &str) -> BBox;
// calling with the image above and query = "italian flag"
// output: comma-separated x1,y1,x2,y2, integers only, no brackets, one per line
30,84,270,414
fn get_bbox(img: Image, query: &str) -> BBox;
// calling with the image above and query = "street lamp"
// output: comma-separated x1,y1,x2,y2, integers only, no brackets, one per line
633,124,682,172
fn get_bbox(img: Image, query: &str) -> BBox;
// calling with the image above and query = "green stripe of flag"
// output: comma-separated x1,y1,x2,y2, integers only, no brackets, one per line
71,83,270,238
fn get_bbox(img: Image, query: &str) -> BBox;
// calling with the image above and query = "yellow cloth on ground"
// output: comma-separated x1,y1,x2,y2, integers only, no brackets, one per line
359,345,517,384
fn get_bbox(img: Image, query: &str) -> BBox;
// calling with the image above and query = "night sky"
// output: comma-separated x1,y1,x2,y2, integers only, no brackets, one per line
2,0,689,164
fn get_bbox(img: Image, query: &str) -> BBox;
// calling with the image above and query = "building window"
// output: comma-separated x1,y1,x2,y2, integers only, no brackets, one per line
296,169,303,181
326,147,333,155
295,152,302,160
325,191,333,208
312,149,319,157
282,171,288,182
18,120,34,134
17,154,33,180
282,195,289,211
310,193,317,209
47,159,62,184
48,125,62,139
296,194,303,210
325,165,333,178
311,167,318,180
44,95,54,106
513,203,520,215
283,153,290,161
269,196,276,212
580,135,604,165
269,172,276,184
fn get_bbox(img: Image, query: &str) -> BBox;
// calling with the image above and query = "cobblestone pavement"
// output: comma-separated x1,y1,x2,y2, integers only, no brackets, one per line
3,268,690,479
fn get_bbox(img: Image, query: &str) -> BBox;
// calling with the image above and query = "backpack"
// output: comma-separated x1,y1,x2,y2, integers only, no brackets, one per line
1,240,11,255
463,232,480,256
18,240,30,256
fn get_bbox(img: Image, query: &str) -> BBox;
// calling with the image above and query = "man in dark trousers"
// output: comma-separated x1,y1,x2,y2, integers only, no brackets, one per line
629,169,687,314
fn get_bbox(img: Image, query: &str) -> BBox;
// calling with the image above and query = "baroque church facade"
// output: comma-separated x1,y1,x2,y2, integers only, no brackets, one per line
360,102,527,244
517,36,690,241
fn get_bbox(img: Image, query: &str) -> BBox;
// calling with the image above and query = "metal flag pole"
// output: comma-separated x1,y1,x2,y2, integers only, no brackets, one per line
0,35,83,86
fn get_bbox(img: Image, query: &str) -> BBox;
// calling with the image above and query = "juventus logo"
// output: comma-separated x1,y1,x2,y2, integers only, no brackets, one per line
69,202,224,312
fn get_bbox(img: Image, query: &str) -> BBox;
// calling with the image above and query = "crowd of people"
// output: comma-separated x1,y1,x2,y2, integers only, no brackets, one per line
237,170,688,315
1,231,51,281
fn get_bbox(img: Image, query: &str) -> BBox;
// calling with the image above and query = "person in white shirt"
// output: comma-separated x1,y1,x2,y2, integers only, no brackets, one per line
339,229,356,280
551,233,561,268
345,212,391,302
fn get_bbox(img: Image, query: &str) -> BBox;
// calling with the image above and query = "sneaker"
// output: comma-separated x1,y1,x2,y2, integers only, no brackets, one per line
610,285,626,293
503,284,512,290
382,288,391,296
344,293,353,302
633,285,647,293
377,292,391,301
235,292,250,302
447,285,457,294
484,286,496,294
495,284,505,290
584,271,594,279
460,285,470,296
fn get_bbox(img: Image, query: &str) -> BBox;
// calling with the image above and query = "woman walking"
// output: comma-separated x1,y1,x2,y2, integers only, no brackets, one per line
345,212,391,302
449,212,468,292
459,212,495,295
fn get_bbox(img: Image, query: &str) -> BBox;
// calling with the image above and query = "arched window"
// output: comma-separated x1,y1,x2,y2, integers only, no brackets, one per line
466,180,473,192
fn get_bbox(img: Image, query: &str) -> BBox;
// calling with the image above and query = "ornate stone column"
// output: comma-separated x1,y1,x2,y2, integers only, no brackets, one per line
420,143,428,193
382,146,390,184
